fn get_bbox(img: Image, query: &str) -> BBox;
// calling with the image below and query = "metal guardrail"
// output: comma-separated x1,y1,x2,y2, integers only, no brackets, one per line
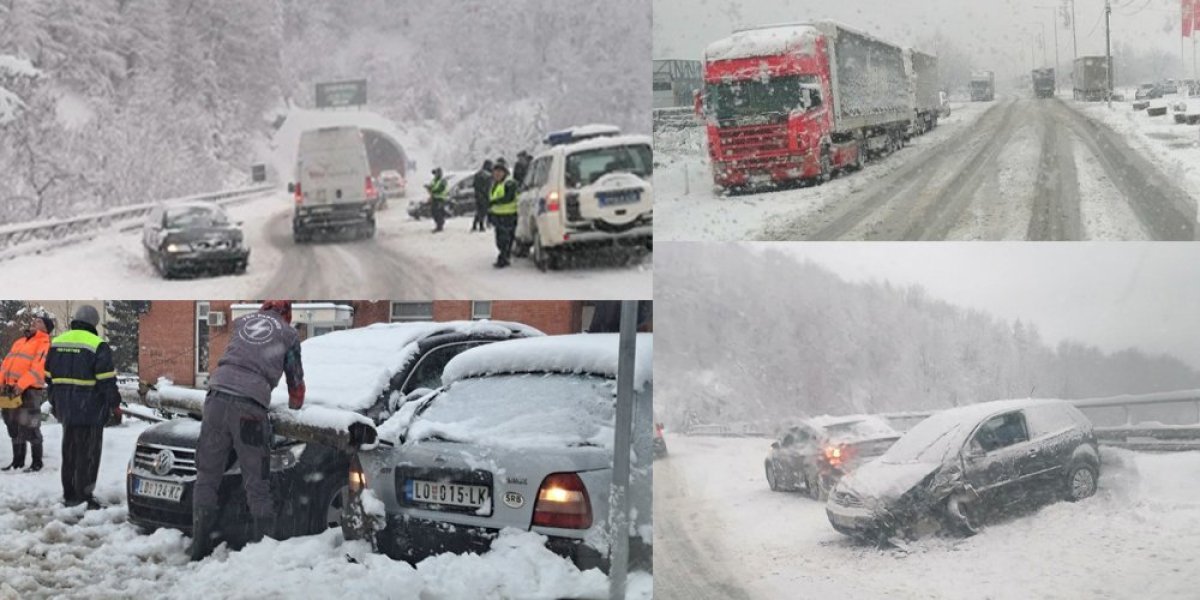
684,390,1200,451
653,107,699,132
0,185,276,261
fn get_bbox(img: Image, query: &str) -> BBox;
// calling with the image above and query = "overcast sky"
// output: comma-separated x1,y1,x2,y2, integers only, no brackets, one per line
762,242,1200,370
654,0,1193,82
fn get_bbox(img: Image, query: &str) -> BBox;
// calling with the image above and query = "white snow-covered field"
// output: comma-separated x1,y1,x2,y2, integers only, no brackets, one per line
653,102,994,241
0,422,651,600
656,434,1200,600
0,190,651,299
1071,95,1200,225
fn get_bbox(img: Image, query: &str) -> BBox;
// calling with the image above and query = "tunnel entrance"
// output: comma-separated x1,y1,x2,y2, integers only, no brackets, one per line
362,129,408,179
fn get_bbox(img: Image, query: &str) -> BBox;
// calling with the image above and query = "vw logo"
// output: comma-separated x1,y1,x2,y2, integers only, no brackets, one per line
152,449,175,476
503,491,524,509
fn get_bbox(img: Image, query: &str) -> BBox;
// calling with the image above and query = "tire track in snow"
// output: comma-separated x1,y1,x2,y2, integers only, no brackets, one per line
1027,101,1083,240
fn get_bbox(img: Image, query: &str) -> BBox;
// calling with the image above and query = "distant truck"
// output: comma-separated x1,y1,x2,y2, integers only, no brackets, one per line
1073,56,1111,101
697,21,914,190
905,49,941,135
1032,68,1055,99
969,71,995,101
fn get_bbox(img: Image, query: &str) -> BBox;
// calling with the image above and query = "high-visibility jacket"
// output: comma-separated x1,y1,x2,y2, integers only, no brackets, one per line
429,176,448,201
489,178,518,216
45,326,119,427
1,330,50,395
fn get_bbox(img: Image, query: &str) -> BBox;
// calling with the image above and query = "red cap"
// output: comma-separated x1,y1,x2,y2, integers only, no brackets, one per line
261,300,293,323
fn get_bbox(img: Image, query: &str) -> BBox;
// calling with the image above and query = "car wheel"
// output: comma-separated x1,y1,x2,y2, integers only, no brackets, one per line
363,221,376,240
532,227,551,272
943,493,980,536
803,470,821,500
1064,462,1098,501
765,462,779,491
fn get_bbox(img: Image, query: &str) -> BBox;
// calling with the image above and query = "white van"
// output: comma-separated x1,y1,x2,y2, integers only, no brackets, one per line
513,126,653,271
290,126,378,242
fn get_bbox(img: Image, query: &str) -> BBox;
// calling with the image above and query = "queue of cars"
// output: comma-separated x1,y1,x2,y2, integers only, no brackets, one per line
125,325,653,574
764,399,1102,544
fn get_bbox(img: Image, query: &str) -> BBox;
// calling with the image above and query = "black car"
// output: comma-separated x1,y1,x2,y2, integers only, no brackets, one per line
141,202,249,278
406,172,477,220
826,399,1100,542
126,321,541,549
764,415,899,500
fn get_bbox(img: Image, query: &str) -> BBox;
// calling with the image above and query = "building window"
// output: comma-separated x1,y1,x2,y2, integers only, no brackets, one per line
195,302,210,380
311,325,349,338
391,302,434,322
580,302,597,333
471,301,492,320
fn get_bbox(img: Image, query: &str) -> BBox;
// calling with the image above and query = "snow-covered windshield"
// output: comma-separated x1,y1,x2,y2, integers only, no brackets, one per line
705,75,820,120
165,205,228,229
565,144,652,187
408,373,616,449
879,411,973,464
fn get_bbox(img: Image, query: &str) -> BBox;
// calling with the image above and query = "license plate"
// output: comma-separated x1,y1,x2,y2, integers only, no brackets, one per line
406,479,491,514
597,190,641,207
749,174,772,185
133,477,184,502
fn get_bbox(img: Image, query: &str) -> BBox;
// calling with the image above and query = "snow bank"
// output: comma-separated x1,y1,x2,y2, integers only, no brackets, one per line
266,320,542,412
0,55,40,78
443,333,653,391
706,25,819,62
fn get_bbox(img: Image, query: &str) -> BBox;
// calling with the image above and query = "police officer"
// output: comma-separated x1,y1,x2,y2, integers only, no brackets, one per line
489,158,519,268
45,305,118,508
426,167,449,233
190,300,305,561
471,160,493,232
0,312,53,472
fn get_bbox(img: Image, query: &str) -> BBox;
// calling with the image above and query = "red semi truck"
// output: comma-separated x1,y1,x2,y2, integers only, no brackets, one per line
697,21,916,191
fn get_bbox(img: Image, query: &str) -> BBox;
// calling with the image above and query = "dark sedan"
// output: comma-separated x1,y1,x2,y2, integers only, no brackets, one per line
826,398,1100,542
406,172,477,220
141,202,249,278
765,415,899,500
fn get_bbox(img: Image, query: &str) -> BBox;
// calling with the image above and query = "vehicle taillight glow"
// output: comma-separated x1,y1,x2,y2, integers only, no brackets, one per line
546,191,561,212
349,455,367,493
294,183,303,204
824,445,844,467
365,176,378,201
531,472,592,529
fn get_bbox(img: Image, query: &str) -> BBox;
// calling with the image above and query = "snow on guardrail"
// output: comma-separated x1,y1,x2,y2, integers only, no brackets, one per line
0,184,275,261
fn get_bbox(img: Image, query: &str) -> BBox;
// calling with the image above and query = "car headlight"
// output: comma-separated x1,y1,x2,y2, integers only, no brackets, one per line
165,243,192,253
270,443,306,471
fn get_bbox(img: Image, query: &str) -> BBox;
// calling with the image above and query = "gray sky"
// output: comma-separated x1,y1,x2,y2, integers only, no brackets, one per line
765,242,1200,370
654,0,1194,83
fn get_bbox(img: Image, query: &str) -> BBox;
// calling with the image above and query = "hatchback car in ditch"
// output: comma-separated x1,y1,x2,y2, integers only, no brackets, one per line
826,398,1100,542
141,201,249,278
513,125,653,271
765,415,899,500
126,321,541,549
345,333,654,573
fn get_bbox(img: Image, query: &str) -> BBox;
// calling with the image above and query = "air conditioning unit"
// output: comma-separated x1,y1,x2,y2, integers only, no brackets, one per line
207,311,226,327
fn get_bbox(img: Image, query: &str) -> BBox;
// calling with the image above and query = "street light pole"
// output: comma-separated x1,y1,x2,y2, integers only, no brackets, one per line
1105,0,1112,106
1071,0,1078,61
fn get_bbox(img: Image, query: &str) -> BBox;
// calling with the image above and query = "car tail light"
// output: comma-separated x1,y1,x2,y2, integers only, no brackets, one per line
349,454,367,493
824,445,846,467
365,176,378,201
546,191,561,212
655,422,665,437
294,183,303,204
532,472,592,529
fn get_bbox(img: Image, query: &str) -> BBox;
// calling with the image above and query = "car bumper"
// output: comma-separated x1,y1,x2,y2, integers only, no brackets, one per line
294,203,374,230
825,502,883,537
162,249,249,271
376,515,608,572
560,221,653,247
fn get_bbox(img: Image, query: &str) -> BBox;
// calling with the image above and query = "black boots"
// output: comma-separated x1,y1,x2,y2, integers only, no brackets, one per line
250,514,276,544
189,506,219,561
23,442,42,472
2,443,25,471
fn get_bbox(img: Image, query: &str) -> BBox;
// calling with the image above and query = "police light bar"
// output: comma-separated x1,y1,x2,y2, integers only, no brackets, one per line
544,124,622,146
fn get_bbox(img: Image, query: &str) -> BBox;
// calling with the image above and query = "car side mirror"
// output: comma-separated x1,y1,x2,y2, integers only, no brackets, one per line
287,182,295,194
770,441,780,449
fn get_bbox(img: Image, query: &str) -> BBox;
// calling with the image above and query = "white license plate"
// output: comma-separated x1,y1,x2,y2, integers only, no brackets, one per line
406,479,491,514
133,477,184,502
749,174,772,185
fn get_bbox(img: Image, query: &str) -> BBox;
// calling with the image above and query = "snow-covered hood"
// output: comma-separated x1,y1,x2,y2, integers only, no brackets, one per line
442,333,652,392
837,460,941,504
267,320,542,412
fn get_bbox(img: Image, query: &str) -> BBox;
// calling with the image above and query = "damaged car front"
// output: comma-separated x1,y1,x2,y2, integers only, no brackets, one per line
826,409,977,542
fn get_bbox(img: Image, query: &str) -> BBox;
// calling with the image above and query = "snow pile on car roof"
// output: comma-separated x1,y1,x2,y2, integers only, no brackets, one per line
266,320,542,412
807,414,898,442
442,333,653,390
706,24,819,62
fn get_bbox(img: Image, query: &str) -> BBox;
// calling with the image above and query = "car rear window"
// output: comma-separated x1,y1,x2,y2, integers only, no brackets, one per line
408,373,616,449
1026,403,1090,438
822,418,896,441
565,144,652,188
165,206,227,228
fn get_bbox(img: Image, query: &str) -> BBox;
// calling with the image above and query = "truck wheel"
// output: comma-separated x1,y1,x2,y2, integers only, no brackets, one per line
818,147,832,183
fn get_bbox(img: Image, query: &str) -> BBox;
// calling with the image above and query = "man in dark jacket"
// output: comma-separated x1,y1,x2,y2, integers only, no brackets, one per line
472,159,493,232
190,300,305,561
489,158,519,268
513,151,532,188
45,305,118,509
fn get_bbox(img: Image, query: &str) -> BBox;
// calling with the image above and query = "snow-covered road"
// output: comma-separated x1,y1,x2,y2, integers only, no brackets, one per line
655,434,1200,600
658,98,1199,241
0,191,651,299
0,421,651,600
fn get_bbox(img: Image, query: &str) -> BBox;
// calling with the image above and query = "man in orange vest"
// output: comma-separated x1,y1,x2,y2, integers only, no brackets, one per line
0,312,53,472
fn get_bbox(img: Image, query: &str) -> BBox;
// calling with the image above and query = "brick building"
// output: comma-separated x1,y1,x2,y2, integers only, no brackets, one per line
137,300,647,387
